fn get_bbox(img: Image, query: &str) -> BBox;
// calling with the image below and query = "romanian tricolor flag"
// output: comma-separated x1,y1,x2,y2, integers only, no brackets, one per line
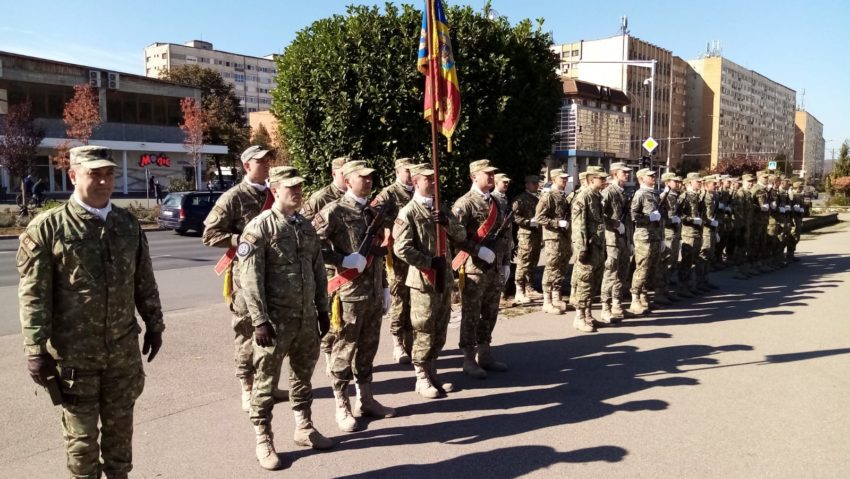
417,0,461,149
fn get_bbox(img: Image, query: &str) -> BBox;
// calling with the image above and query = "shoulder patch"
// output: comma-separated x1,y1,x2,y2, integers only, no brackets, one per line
213,205,225,216
242,233,257,244
395,217,406,227
236,241,255,258
19,233,38,252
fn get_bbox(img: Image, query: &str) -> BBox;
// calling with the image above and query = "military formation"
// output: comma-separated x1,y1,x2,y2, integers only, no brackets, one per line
17,144,809,475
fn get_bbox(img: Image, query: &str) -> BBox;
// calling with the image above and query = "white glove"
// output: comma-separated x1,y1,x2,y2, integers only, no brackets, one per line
617,222,625,235
649,210,661,222
725,206,732,213
718,202,726,210
558,219,569,228
778,206,786,213
477,246,495,264
670,215,681,224
715,233,720,242
710,219,718,228
663,186,670,194
382,288,391,314
342,253,368,273
530,218,539,228
770,201,777,210
795,206,803,213
761,204,769,212
502,265,510,281
692,217,703,226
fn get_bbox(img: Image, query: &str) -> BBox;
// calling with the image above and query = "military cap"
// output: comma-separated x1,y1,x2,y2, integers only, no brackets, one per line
394,157,416,169
756,171,769,178
549,169,569,180
341,160,375,178
269,166,305,187
586,166,608,178
495,173,511,183
69,145,117,169
578,171,588,181
792,181,803,187
728,176,741,182
741,174,755,182
636,168,656,178
661,172,680,182
469,159,498,175
331,156,351,169
409,163,434,177
686,172,703,181
524,174,541,184
703,175,718,183
241,145,271,163
609,162,633,172
781,176,791,182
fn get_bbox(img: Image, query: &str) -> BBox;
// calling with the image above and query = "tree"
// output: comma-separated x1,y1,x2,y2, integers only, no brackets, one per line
831,176,850,197
712,155,768,177
0,102,45,214
272,2,562,200
831,140,850,178
251,123,273,150
53,84,102,170
180,97,208,190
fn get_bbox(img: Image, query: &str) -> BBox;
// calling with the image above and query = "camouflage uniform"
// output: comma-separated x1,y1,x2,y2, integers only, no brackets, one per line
534,170,571,313
777,183,791,264
678,181,705,292
512,186,542,300
731,178,754,277
565,181,585,301
657,176,683,300
629,179,662,309
570,178,606,321
491,183,514,294
697,179,718,289
600,178,631,318
765,179,783,268
751,177,771,271
787,183,804,261
18,199,164,479
715,184,734,265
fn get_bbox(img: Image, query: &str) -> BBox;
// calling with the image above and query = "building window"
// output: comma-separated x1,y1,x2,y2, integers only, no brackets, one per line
235,74,245,82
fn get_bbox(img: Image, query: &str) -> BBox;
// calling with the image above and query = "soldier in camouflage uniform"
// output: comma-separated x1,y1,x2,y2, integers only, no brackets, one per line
18,146,164,479
512,175,542,305
655,172,684,302
393,164,470,399
776,176,792,266
453,159,508,379
764,173,783,269
600,162,633,322
697,175,720,291
238,167,333,470
751,171,772,272
678,173,705,295
535,169,571,315
374,158,415,365
301,156,349,375
566,172,587,304
732,175,754,279
314,160,395,432
203,145,288,411
788,180,805,262
492,173,515,303
570,167,608,332
629,168,663,315
716,176,734,267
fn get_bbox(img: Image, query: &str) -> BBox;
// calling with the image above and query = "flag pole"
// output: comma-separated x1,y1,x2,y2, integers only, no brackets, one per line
425,0,443,244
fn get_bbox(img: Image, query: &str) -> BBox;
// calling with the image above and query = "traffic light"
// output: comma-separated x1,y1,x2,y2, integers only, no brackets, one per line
640,156,652,169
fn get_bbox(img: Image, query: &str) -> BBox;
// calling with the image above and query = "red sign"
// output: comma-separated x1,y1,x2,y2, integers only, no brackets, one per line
139,153,171,168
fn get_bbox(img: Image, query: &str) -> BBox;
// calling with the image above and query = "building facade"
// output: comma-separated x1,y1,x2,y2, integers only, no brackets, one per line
668,56,689,167
552,79,631,177
685,56,796,170
794,109,825,183
0,51,226,195
144,40,276,114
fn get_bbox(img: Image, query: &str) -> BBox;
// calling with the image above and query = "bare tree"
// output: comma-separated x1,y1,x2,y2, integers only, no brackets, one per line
0,102,45,216
180,97,208,190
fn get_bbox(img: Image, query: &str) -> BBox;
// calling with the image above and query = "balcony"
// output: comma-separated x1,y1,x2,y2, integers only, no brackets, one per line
1,117,186,144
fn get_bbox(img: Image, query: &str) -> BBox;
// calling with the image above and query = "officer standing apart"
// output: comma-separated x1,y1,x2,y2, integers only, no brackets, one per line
314,160,395,432
393,164,470,399
202,145,288,411
492,173,514,303
453,159,508,379
18,145,164,479
512,175,543,305
629,168,663,315
600,162,633,323
534,169,571,315
238,167,333,470
570,166,608,332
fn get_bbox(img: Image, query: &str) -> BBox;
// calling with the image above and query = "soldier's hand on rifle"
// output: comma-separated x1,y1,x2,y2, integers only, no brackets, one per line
558,219,569,230
691,217,703,226
710,219,719,228
316,311,330,338
342,253,368,273
254,322,277,347
476,246,495,264
430,256,446,271
649,210,661,222
431,210,449,225
530,218,539,228
27,353,57,387
670,215,681,224
142,331,163,363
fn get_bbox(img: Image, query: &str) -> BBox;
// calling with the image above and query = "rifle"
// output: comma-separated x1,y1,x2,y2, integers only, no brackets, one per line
483,209,515,249
327,203,388,294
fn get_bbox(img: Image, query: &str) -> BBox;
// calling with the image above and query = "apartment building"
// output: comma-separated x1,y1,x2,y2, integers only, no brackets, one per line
794,109,825,182
144,40,276,114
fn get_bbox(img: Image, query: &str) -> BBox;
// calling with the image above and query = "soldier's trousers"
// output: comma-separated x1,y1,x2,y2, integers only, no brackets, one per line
515,232,542,289
630,236,659,296
459,270,502,349
387,263,412,338
331,299,383,391
732,227,750,269
751,219,767,265
229,278,254,379
601,240,630,304
410,286,452,365
767,222,782,264
679,232,702,286
58,347,144,479
571,245,603,309
656,227,681,292
541,238,568,294
251,315,319,427
698,228,716,282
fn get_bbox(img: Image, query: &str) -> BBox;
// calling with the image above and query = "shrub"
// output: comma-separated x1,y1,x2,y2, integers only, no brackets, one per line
167,176,195,193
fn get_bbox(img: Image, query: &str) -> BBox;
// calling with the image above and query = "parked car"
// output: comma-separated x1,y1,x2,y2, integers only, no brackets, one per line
158,191,222,234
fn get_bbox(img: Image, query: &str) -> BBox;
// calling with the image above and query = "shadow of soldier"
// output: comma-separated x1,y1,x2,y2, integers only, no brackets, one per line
335,444,628,479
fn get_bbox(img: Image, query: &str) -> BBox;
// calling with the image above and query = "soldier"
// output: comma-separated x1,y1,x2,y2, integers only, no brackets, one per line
301,156,349,375
492,173,515,303
732,175,754,279
570,166,608,332
600,162,633,322
18,145,164,479
751,171,772,273
512,175,543,305
534,169,572,315
452,159,508,379
374,158,416,365
788,180,805,262
678,173,705,296
202,145,287,411
776,176,792,266
716,176,735,267
238,166,333,470
697,175,720,291
629,168,663,315
566,171,588,303
314,160,395,432
656,172,684,301
393,164,470,399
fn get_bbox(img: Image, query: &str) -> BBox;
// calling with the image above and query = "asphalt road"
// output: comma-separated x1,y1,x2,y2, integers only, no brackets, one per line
1,218,849,478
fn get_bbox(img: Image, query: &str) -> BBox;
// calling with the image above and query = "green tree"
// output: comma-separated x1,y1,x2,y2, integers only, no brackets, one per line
832,140,850,177
272,2,562,199
251,123,273,150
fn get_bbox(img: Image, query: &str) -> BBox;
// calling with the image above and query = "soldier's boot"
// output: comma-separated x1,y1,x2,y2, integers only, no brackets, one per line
514,284,530,305
254,425,282,471
413,364,441,399
653,291,672,306
542,292,563,315
572,308,596,333
628,294,647,316
598,303,614,324
293,409,334,450
240,375,253,413
324,352,333,378
611,301,626,322
391,335,411,365
639,293,653,312
462,347,488,379
585,307,600,325
428,361,454,393
526,286,543,300
477,343,508,372
354,383,396,419
552,291,569,312
333,389,360,432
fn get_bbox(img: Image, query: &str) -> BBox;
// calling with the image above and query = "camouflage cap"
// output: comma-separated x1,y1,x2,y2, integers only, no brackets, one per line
686,172,703,181
741,174,755,182
661,172,680,182
636,168,656,178
409,163,434,177
609,162,633,172
586,166,608,178
781,176,791,183
524,174,541,184
495,173,511,183
240,145,271,163
756,170,769,178
703,175,718,183
578,171,588,181
69,145,117,169
728,176,741,182
341,160,375,178
331,156,351,170
792,181,803,188
269,166,305,187
394,157,416,169
469,159,498,175
549,169,569,180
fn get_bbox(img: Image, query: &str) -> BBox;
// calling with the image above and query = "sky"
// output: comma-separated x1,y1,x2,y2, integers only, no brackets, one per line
2,0,847,157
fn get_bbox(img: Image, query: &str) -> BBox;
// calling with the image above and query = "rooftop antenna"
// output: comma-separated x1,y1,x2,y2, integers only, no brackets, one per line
799,88,806,110
619,16,629,35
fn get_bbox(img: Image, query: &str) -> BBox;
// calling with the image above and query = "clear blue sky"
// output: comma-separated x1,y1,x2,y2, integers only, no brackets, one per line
2,0,847,157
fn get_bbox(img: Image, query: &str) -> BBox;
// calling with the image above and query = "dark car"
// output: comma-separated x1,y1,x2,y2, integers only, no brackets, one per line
158,191,222,234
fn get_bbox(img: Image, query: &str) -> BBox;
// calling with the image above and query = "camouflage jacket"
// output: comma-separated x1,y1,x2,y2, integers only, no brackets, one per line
392,198,468,293
571,188,605,254
512,190,541,237
314,195,387,301
17,201,164,362
777,187,791,223
601,182,631,247
202,180,271,250
752,183,770,224
732,188,752,230
452,188,506,274
491,191,514,266
238,207,327,327
631,186,662,242
679,190,705,237
535,188,570,242
702,190,718,236
374,181,414,283
302,183,345,221
661,189,683,235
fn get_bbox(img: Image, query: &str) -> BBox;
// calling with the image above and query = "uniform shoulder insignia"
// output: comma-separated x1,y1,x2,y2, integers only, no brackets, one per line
19,232,39,252
394,217,406,227
242,233,258,244
236,241,255,258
